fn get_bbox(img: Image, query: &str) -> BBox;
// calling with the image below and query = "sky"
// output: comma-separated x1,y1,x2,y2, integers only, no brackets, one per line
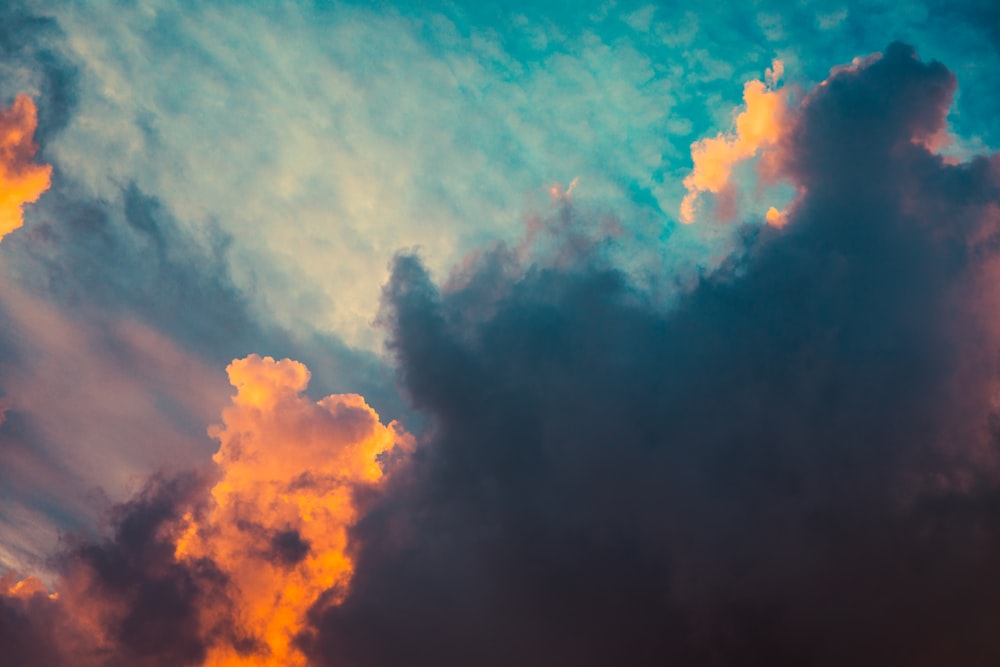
1,0,1000,665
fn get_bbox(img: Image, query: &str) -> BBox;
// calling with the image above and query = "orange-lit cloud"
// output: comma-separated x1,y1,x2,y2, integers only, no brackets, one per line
0,95,51,241
680,61,787,224
548,177,580,202
1,572,50,599
765,206,788,228
174,354,411,666
0,354,410,666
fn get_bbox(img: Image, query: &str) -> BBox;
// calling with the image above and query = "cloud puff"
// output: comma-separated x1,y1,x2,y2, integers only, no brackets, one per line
0,94,50,241
679,60,787,223
174,355,411,665
304,43,1000,666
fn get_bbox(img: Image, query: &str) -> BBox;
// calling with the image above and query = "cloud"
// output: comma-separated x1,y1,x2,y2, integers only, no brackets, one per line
174,354,411,665
45,1,684,349
0,94,50,241
1,31,1000,667
26,0,1000,353
0,354,410,666
0,178,408,576
0,472,224,667
303,43,1000,666
0,276,231,579
0,24,422,569
679,60,787,224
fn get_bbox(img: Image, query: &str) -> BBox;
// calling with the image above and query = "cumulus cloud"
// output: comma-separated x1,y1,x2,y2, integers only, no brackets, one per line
174,355,411,665
304,44,1000,666
0,355,410,666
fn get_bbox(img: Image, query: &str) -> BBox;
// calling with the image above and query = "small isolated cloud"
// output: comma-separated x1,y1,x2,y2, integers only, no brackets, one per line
817,7,848,30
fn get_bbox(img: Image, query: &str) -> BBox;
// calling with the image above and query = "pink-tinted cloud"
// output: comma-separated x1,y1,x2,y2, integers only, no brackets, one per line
0,274,230,577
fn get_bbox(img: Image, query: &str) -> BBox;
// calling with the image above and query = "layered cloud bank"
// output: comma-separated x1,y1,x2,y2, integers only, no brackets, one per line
4,43,1000,666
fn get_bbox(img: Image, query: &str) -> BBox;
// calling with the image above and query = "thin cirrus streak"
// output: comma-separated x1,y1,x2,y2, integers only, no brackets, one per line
0,95,51,242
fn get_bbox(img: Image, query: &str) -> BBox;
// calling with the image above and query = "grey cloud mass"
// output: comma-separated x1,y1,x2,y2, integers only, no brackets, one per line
305,44,1000,667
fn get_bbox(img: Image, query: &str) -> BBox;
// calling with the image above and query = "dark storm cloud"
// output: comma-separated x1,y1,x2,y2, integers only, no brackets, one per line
305,43,1000,666
3,39,999,667
0,473,233,667
62,473,227,667
0,589,68,667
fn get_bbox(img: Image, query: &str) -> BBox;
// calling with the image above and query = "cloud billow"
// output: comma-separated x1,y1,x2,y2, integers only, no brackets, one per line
306,43,1000,666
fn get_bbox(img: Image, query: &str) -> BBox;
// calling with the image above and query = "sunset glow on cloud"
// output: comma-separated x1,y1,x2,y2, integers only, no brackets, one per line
0,355,409,666
680,61,787,224
3,2,1000,666
175,355,410,666
0,94,50,241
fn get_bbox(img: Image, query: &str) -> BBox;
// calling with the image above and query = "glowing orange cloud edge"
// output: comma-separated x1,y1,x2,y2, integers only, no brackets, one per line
2,355,413,667
0,94,51,241
679,60,788,225
174,354,413,666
